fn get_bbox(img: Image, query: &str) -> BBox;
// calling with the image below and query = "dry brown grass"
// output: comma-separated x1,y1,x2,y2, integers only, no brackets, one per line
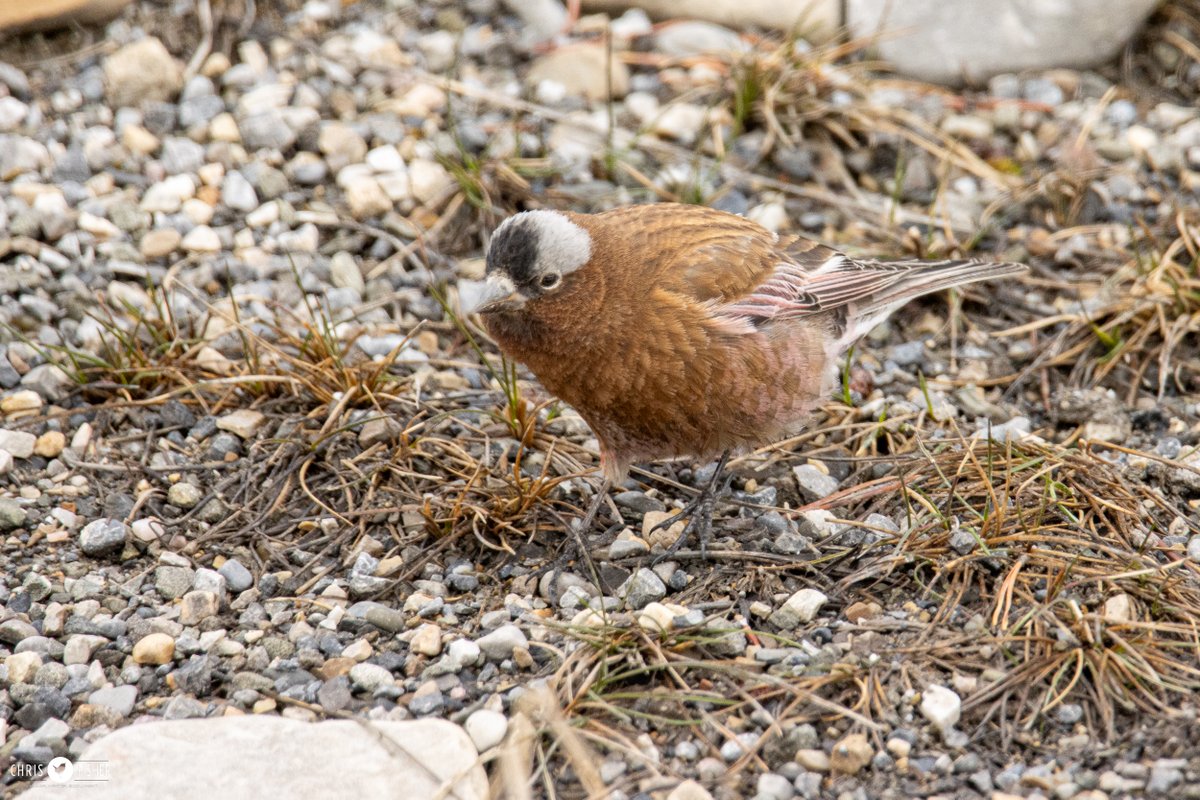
991,216,1200,400
482,431,1200,794
729,36,1018,195
842,435,1200,737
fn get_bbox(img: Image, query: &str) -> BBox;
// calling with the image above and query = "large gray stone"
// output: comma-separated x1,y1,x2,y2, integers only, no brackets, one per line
582,0,838,39
17,717,486,800
847,0,1161,84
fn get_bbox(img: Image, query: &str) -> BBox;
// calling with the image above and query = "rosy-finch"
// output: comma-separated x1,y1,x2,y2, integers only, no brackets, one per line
475,203,1025,553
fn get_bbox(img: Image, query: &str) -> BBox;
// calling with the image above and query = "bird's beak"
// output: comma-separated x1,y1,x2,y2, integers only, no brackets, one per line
473,274,527,314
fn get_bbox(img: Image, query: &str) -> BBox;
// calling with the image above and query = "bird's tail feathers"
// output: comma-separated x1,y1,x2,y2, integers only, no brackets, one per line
833,259,1026,355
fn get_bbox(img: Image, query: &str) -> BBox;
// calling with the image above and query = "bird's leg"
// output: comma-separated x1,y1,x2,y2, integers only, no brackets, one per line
543,477,615,602
562,0,581,35
571,477,612,539
649,450,733,561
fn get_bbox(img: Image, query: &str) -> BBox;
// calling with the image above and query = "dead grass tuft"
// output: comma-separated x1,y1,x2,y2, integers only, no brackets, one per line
731,37,1016,194
841,434,1200,739
993,216,1200,399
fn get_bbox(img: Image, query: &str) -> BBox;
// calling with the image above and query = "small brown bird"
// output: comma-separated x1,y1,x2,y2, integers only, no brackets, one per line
474,203,1025,550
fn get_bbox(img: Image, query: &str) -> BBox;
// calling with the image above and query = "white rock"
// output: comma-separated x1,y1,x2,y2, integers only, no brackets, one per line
475,625,529,661
351,29,407,70
64,634,107,665
122,124,160,155
330,252,365,293
130,518,165,543
407,159,455,206
651,103,707,145
501,0,567,41
0,429,36,459
0,96,28,131
221,171,259,212
193,568,227,596
666,779,715,800
793,464,839,501
343,176,391,219
245,202,280,228
464,709,507,752
343,639,373,662
418,30,458,73
319,121,368,172
444,639,482,670
624,91,660,125
941,114,994,140
5,651,43,683
217,409,266,438
768,588,828,629
654,20,748,57
197,162,225,187
746,201,788,233
88,685,138,717
22,719,70,750
78,211,122,238
140,175,196,213
410,623,443,657
389,84,447,117
636,601,688,632
1103,592,1133,622
18,717,486,800
0,390,42,414
570,608,608,627
182,198,215,226
236,83,292,115
376,171,410,202
973,416,1032,442
181,225,221,253
619,568,666,610
0,134,48,176
365,145,405,173
609,529,650,559
277,221,321,253
919,684,962,732
547,113,605,178
610,8,654,41
846,0,1161,84
349,662,394,693
1126,124,1159,156
209,113,241,142
1187,537,1200,563
585,0,840,36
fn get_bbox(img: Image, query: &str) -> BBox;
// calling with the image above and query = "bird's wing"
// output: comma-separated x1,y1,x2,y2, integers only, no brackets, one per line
718,241,1027,347
605,204,840,303
716,243,905,322
589,204,1023,344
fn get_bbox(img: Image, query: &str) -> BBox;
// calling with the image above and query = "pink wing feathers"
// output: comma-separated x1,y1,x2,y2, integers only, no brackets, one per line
716,246,1027,353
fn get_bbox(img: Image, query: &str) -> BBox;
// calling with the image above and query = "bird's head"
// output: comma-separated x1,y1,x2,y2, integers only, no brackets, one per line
474,210,592,315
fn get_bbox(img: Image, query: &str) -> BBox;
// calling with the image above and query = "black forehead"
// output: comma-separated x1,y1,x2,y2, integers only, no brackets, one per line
486,218,539,285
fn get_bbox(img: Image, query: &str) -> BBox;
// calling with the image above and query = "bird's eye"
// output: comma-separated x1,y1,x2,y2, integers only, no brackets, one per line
539,272,562,291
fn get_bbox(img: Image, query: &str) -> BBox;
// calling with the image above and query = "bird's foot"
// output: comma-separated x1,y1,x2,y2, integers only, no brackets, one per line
649,452,733,562
539,479,615,602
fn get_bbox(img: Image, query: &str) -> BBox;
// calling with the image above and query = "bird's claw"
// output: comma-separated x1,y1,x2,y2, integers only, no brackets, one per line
651,511,713,564
648,455,733,563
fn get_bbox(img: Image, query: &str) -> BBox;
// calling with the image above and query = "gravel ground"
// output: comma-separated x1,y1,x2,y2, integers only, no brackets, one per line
0,1,1199,797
